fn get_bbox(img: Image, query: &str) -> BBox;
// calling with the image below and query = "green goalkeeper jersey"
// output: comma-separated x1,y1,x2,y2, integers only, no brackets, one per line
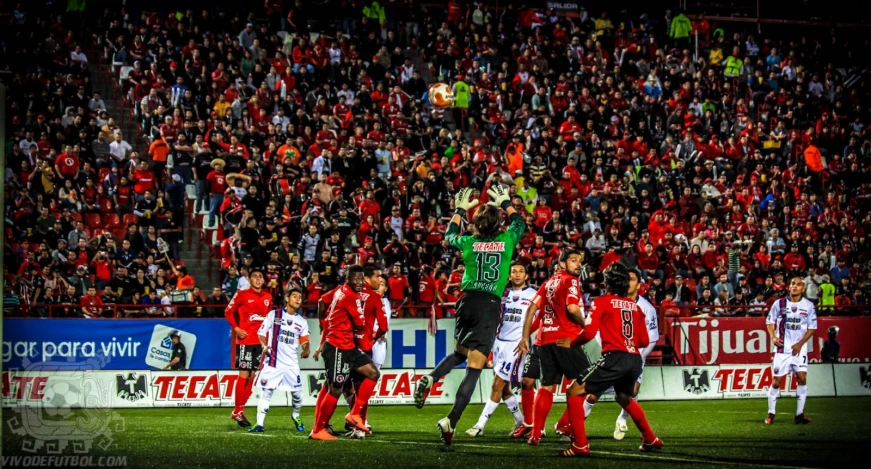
445,213,526,297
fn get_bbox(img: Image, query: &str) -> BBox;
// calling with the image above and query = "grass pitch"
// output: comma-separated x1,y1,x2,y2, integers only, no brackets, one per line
4,397,870,468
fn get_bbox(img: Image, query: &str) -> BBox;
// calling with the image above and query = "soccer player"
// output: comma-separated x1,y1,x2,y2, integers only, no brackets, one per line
765,277,817,425
309,265,381,441
413,184,524,448
510,339,542,439
582,268,660,440
225,268,274,427
559,262,663,457
249,288,310,433
347,265,389,435
517,249,588,446
466,263,536,437
371,278,391,370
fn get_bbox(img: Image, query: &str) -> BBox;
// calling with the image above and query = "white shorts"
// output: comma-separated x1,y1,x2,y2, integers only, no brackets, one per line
493,338,524,382
372,341,387,369
772,352,808,377
258,365,302,392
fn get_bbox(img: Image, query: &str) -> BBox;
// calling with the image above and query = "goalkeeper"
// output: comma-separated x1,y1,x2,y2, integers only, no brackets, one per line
413,183,525,448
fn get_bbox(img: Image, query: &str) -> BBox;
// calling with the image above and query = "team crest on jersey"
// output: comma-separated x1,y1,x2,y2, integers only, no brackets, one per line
791,306,797,313
261,378,268,386
512,296,519,302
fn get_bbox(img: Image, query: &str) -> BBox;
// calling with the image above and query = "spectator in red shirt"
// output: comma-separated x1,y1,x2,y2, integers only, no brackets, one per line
387,263,410,317
206,158,227,228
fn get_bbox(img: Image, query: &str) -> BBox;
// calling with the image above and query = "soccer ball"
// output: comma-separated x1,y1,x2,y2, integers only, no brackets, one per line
42,381,82,418
428,83,454,108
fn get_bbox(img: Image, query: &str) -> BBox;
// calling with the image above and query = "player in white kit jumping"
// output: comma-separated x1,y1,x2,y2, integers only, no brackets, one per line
765,277,816,425
466,263,537,437
582,268,659,440
249,287,311,433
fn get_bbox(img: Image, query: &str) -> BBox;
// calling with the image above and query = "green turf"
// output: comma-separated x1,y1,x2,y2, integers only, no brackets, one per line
3,398,870,468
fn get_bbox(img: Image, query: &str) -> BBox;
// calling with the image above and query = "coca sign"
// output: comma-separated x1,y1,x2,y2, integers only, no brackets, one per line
665,317,871,365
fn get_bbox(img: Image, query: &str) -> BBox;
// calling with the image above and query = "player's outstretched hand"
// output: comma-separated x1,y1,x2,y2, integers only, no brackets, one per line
515,340,530,357
454,188,479,213
487,184,511,210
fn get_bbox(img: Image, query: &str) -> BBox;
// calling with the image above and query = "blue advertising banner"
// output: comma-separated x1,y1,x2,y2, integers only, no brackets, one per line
2,319,232,370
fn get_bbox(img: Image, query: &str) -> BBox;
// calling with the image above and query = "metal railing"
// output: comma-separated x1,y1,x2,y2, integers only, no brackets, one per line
6,301,868,320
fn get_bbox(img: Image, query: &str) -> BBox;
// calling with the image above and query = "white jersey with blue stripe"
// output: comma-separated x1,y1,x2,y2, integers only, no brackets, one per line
765,297,817,354
638,296,660,343
497,286,537,342
257,308,310,369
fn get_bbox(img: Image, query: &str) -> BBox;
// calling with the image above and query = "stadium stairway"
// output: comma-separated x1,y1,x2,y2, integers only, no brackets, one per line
91,51,216,289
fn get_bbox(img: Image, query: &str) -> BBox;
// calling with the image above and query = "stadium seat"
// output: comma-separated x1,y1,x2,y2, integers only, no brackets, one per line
70,213,82,222
111,227,127,241
92,228,106,239
85,213,102,228
122,214,138,226
185,184,197,200
100,198,114,213
103,214,121,228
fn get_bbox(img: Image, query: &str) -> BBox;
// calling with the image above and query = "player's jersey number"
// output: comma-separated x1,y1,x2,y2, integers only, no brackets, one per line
476,252,501,282
621,308,634,340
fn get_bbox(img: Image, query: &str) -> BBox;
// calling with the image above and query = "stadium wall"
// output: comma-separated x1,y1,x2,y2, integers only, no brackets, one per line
2,364,869,409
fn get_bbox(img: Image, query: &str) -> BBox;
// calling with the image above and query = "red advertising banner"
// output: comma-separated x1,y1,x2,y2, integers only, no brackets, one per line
665,317,871,365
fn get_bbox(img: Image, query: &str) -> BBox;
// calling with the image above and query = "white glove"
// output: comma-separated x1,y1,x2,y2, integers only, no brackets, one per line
487,184,511,210
453,188,479,214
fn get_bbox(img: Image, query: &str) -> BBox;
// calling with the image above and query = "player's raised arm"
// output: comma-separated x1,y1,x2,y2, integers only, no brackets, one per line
517,286,544,356
445,188,479,246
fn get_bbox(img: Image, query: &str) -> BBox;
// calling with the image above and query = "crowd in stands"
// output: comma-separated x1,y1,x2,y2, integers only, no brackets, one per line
3,0,871,320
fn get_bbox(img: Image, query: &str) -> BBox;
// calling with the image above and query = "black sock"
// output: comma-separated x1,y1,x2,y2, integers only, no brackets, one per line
448,367,482,427
429,352,467,383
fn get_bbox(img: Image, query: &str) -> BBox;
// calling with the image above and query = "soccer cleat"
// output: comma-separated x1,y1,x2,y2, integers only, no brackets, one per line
231,410,252,428
309,429,338,441
765,413,775,425
639,437,664,452
291,415,304,432
528,435,541,446
366,423,373,434
555,422,572,441
346,429,367,439
345,413,369,433
414,375,433,409
558,444,591,458
794,414,811,424
437,417,454,447
248,425,265,433
465,425,484,437
613,421,628,440
510,423,532,439
324,424,338,437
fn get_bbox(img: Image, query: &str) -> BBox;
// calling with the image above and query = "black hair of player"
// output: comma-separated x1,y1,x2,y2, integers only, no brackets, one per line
510,262,527,272
347,264,365,278
471,204,503,239
559,247,581,265
363,264,380,278
286,286,303,298
604,262,631,297
249,266,265,277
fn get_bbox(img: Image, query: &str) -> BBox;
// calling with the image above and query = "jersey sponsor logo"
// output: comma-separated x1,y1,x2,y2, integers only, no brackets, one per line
472,242,505,252
249,315,267,322
116,372,148,402
682,368,711,395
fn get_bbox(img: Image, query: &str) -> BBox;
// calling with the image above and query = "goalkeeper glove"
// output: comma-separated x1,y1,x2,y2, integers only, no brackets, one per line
487,184,512,210
453,188,479,216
